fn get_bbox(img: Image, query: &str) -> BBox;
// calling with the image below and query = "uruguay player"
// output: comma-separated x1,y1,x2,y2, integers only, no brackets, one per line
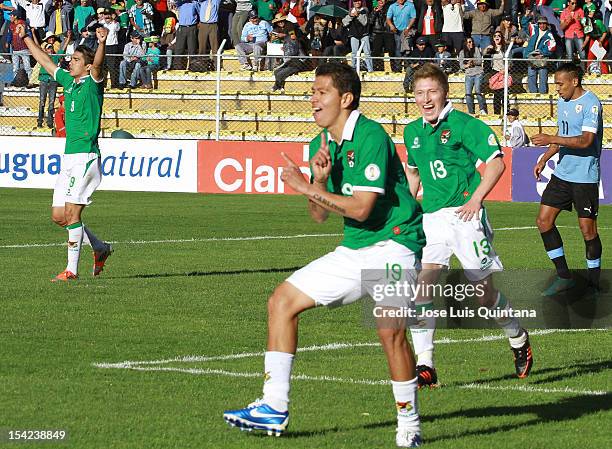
532,63,604,295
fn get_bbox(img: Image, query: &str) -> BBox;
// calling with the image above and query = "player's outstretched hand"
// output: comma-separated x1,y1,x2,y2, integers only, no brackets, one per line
310,133,332,184
531,133,553,146
455,197,481,222
96,26,108,43
281,152,309,194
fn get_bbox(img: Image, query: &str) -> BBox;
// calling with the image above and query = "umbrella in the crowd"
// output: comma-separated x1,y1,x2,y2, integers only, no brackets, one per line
310,4,349,18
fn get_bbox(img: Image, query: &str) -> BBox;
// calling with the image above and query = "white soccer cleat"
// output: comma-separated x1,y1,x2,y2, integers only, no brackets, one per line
396,427,423,448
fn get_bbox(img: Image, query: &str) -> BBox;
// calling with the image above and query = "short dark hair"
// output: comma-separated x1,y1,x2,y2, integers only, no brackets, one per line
314,63,361,110
74,45,96,65
555,62,583,86
412,63,449,94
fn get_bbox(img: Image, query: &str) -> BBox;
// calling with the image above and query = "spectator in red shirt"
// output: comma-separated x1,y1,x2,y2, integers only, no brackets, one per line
280,0,306,28
54,94,66,137
5,11,33,86
560,0,585,59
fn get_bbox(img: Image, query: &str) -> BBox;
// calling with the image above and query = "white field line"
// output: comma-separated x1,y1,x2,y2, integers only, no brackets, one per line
93,329,610,396
93,329,604,370
2,225,610,249
106,366,607,395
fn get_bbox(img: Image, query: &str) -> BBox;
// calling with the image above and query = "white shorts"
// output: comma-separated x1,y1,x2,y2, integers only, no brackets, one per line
52,153,102,207
286,239,419,308
422,207,503,282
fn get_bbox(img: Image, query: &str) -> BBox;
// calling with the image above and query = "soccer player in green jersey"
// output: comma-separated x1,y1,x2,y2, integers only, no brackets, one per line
224,63,426,448
403,64,533,385
19,24,113,281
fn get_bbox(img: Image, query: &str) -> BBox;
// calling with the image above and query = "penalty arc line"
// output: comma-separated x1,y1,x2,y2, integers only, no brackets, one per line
2,226,610,249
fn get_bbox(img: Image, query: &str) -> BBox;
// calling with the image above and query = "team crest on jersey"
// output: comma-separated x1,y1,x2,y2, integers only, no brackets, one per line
412,137,420,149
488,134,497,146
440,129,451,144
365,164,381,181
347,150,355,168
575,104,583,114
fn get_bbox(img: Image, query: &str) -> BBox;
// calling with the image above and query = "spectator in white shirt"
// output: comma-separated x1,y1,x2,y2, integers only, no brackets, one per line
441,0,464,55
103,9,121,88
16,0,45,42
505,108,529,147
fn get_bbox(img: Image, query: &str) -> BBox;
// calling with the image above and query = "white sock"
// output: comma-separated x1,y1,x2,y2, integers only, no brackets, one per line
392,378,420,431
409,302,435,368
83,225,106,252
490,292,522,339
509,329,528,349
66,222,83,275
262,351,294,412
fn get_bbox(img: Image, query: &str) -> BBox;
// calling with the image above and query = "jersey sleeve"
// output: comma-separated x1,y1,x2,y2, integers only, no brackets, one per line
53,67,73,88
404,125,418,169
582,95,601,134
351,128,389,194
462,119,503,163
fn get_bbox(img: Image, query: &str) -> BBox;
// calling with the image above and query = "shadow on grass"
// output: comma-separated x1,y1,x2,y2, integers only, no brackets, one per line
112,266,303,279
255,392,611,441
444,359,612,386
423,393,612,443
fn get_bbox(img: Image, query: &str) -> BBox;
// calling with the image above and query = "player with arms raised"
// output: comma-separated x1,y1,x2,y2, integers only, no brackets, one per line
19,24,113,281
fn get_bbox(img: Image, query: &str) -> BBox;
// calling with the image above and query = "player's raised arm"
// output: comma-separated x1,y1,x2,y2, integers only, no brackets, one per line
306,134,331,223
18,24,58,76
90,26,108,83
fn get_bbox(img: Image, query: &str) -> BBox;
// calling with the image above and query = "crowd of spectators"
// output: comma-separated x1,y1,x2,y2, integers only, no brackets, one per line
0,0,611,109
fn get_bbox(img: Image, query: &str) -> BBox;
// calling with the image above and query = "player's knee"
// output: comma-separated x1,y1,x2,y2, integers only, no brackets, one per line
536,214,553,232
51,211,66,227
579,222,597,240
377,327,407,350
268,284,300,319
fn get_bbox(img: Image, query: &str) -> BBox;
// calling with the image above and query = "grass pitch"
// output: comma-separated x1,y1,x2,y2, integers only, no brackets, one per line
0,188,610,449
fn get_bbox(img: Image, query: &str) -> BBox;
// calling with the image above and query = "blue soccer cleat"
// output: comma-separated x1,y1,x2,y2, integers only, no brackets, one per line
223,399,289,436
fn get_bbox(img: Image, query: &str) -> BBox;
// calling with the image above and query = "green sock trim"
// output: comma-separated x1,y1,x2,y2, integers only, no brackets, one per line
65,222,83,230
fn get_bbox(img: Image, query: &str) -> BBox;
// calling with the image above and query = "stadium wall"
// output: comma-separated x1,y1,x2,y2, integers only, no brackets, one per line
0,137,609,204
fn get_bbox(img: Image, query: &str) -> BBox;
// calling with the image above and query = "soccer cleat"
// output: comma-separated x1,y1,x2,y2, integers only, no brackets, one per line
93,244,113,277
396,427,423,448
541,276,576,296
511,330,533,378
416,364,438,388
223,399,289,436
52,270,78,282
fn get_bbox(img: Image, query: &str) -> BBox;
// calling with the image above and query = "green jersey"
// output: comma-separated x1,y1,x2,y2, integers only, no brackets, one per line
310,111,425,254
54,68,104,155
404,103,502,214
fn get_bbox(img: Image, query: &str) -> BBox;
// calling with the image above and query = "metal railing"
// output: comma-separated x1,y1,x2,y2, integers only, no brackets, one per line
0,52,610,146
